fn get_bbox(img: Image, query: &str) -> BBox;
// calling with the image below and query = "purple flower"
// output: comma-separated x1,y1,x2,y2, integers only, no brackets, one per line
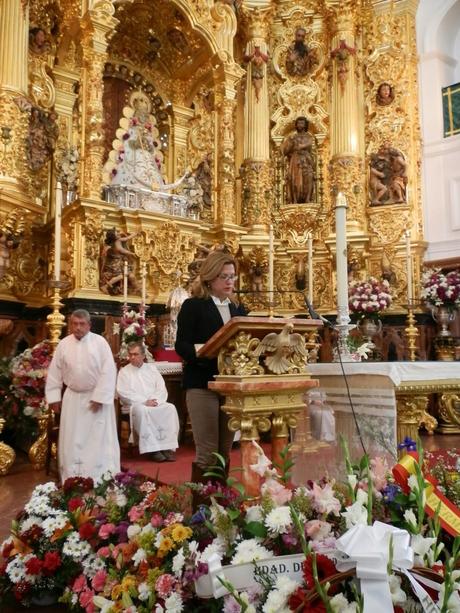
114,521,129,543
382,483,402,504
398,436,417,451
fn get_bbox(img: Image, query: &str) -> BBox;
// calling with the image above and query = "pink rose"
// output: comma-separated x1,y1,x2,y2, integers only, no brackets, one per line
150,513,163,527
96,546,110,558
98,523,116,539
128,506,144,522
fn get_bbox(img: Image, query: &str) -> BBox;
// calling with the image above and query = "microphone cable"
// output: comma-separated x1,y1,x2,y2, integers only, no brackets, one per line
305,297,367,456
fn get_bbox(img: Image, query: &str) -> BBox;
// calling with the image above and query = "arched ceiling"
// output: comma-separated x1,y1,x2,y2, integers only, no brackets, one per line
109,0,215,82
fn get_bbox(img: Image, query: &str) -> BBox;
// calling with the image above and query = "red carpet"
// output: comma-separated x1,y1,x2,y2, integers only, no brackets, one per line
121,442,247,484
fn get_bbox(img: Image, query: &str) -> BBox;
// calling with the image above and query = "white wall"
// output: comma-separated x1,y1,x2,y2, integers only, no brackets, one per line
417,0,460,261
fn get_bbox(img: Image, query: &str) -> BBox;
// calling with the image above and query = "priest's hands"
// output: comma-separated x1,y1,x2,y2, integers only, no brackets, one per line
89,401,102,412
145,399,158,407
49,402,61,414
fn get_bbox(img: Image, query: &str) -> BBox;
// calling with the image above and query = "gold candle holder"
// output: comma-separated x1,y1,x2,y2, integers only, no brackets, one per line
405,304,418,362
47,282,66,350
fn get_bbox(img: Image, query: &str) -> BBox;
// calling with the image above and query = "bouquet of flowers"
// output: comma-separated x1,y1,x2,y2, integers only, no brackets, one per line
0,358,37,445
348,277,392,317
421,268,460,309
113,306,154,360
9,340,53,420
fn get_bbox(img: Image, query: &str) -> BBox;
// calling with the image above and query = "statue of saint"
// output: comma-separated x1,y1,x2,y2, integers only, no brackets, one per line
376,82,394,107
286,27,317,77
100,229,139,295
281,117,316,204
29,27,50,55
107,91,165,191
369,144,407,205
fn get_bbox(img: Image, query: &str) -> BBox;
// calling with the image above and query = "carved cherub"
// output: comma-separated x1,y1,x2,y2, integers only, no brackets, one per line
0,210,25,280
243,46,269,102
254,323,308,374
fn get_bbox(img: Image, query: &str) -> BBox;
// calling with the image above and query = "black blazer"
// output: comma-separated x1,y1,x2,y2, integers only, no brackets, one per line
175,296,246,389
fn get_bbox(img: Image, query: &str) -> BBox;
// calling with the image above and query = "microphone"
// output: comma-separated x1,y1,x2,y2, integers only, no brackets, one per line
304,296,335,329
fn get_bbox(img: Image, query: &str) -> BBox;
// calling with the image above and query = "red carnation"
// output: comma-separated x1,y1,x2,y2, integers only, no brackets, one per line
68,497,84,512
303,553,337,590
79,522,96,541
25,556,43,575
43,551,61,572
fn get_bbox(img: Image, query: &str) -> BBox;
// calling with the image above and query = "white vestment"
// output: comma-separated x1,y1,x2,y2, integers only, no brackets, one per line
116,363,179,454
45,332,120,483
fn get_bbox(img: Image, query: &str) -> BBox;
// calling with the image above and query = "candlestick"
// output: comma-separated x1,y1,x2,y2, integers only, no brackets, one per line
334,192,354,360
268,225,274,313
405,230,413,305
54,182,62,282
307,233,313,303
123,260,128,304
141,262,147,304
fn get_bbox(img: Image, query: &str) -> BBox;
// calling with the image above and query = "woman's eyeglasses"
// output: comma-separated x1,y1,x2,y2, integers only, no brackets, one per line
217,274,237,281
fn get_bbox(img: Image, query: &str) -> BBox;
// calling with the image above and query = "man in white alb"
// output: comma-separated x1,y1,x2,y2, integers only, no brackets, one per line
45,309,120,482
116,341,179,462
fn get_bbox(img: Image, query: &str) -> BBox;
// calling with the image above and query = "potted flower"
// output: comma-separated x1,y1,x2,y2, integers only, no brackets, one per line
421,268,460,341
348,278,392,351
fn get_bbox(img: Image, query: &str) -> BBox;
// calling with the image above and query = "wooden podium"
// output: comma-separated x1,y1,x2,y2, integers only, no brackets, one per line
198,316,322,496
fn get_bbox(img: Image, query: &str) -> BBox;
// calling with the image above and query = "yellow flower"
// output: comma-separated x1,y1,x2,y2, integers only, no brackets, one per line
111,584,122,600
121,575,136,592
157,536,175,558
171,524,192,543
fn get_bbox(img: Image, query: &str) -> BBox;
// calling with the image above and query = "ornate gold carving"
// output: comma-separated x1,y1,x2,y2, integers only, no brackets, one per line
28,413,49,471
438,393,460,434
368,207,409,245
253,323,309,375
218,331,264,377
240,160,272,227
279,204,324,248
396,394,427,451
329,156,363,223
0,418,16,476
81,209,105,289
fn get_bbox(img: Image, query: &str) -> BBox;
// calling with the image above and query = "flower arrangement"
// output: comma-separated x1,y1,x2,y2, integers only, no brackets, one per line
9,341,53,421
1,439,460,612
348,277,392,317
113,306,154,360
0,358,38,445
421,268,460,309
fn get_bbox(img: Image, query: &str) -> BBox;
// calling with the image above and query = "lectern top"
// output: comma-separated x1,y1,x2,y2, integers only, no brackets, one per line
197,316,322,358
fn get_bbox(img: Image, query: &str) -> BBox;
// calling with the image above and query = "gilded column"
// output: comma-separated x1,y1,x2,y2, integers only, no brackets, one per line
171,105,195,178
329,2,365,229
79,5,118,201
0,0,29,193
213,63,245,225
240,2,272,232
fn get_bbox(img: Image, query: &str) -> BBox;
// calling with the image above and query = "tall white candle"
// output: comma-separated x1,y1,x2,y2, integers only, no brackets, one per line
54,181,62,282
123,260,128,304
335,192,349,326
307,233,313,303
405,230,413,304
141,262,147,304
268,224,274,300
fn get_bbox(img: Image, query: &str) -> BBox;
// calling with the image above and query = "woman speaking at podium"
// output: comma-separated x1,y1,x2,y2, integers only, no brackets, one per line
175,250,246,483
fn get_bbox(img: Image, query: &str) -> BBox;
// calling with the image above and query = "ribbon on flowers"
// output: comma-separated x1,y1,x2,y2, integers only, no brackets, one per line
335,521,439,613
393,451,460,537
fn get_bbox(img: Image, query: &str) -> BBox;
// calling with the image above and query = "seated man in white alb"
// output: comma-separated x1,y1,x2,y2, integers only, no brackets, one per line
116,341,179,462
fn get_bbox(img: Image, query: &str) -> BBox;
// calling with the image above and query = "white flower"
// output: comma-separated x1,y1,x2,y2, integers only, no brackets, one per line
389,574,407,604
330,593,358,612
42,513,68,537
138,582,150,601
199,539,225,564
341,501,368,529
411,534,437,563
114,491,127,507
355,487,368,506
407,475,419,491
93,596,116,613
262,576,299,613
132,547,147,566
127,524,142,540
245,505,264,523
231,539,273,565
404,509,417,529
264,506,292,535
347,474,358,489
164,592,184,612
172,547,185,576
20,516,43,532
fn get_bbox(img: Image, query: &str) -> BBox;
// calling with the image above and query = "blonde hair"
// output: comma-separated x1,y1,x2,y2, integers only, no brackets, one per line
191,250,237,300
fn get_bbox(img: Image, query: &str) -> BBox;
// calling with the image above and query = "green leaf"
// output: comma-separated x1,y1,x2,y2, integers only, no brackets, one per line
244,521,268,538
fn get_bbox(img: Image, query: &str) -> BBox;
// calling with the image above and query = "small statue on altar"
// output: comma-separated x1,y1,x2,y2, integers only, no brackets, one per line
369,144,407,205
29,27,50,56
281,117,316,204
376,82,395,107
27,107,57,171
195,154,212,211
100,229,139,295
0,210,24,280
285,27,318,77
